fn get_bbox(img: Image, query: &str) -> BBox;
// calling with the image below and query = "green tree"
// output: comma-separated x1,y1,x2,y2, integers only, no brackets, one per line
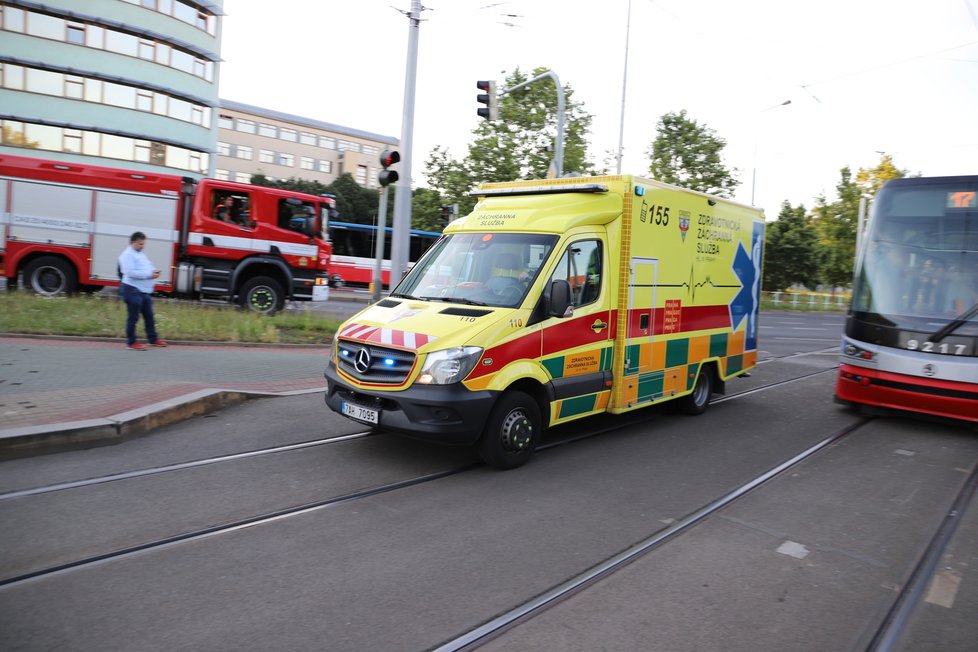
855,153,909,196
812,168,860,289
811,154,909,290
762,202,819,292
424,66,595,212
410,187,451,233
647,110,739,197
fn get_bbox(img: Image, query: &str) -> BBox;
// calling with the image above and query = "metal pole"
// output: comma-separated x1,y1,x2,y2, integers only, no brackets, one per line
502,70,565,177
616,0,632,174
390,0,422,287
372,187,388,302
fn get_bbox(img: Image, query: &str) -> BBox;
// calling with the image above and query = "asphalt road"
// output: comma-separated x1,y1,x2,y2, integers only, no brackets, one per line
2,310,976,652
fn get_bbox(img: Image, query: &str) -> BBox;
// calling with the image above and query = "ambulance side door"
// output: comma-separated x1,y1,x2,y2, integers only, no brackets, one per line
540,237,614,421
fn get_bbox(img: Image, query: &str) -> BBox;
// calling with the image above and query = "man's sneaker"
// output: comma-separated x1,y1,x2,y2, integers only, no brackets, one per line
150,340,168,347
127,343,147,351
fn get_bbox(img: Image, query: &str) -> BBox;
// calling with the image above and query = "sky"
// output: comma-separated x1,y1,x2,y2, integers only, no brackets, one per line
218,0,978,220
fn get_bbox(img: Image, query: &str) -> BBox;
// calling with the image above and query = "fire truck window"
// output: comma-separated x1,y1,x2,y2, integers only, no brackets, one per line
211,192,251,226
278,199,315,232
212,193,234,222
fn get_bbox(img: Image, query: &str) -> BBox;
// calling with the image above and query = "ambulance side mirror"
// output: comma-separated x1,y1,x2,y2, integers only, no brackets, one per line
548,279,573,318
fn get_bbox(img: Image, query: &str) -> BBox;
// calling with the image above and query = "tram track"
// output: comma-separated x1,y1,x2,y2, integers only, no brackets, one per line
432,418,872,652
2,360,836,502
1,358,841,591
868,459,978,652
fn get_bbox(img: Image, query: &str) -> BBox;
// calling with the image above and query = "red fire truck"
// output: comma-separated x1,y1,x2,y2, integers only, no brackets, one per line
0,154,335,312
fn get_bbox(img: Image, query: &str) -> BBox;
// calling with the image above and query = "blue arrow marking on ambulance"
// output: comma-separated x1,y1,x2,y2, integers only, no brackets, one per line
729,240,755,332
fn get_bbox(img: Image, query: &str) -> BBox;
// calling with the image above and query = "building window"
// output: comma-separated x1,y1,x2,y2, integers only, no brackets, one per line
236,119,256,134
318,160,332,173
236,145,253,160
136,89,153,112
3,7,26,32
300,132,316,146
63,128,83,153
235,172,250,183
217,141,231,156
259,149,274,164
1,119,208,173
300,157,314,170
278,153,294,167
319,136,336,149
134,139,151,162
215,168,230,181
219,114,234,129
279,128,297,142
138,39,155,60
356,165,368,185
64,74,84,99
258,123,277,138
66,22,85,45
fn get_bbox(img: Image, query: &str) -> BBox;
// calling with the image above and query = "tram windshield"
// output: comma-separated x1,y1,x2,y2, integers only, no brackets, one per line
852,179,978,337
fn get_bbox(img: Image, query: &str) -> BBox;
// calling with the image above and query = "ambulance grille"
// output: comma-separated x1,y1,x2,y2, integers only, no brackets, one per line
336,340,415,384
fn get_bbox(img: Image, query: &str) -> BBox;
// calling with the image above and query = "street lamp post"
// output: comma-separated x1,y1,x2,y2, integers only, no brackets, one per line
751,99,791,206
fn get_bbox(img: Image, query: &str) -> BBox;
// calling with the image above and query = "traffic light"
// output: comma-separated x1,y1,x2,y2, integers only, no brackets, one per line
476,80,498,121
378,149,400,187
439,205,454,227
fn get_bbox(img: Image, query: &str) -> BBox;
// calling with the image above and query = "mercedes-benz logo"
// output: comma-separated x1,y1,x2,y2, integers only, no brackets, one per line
354,347,372,374
922,363,937,377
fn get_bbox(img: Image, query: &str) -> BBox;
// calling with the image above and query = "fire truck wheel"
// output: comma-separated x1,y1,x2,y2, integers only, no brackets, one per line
678,365,714,416
238,276,285,314
23,256,77,296
477,391,541,470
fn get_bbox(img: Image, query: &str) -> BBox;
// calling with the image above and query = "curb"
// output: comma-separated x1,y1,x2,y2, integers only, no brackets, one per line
0,386,326,459
0,333,334,349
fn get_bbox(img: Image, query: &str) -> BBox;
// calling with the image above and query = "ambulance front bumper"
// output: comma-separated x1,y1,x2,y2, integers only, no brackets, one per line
324,362,497,444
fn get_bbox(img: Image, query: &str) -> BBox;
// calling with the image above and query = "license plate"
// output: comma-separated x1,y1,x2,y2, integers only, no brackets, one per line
342,400,378,424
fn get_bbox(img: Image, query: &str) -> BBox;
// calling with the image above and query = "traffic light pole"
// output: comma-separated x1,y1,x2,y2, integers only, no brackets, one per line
499,70,565,177
372,186,389,302
390,0,423,288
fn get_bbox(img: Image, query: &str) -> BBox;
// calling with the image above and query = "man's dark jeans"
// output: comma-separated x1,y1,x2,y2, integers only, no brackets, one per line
120,283,158,345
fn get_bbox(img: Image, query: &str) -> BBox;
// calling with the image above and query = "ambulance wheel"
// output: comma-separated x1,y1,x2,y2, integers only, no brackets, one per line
23,256,77,296
477,391,541,470
239,276,285,314
678,366,714,416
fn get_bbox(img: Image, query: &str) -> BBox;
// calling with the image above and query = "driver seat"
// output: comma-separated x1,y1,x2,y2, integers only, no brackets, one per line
486,253,524,294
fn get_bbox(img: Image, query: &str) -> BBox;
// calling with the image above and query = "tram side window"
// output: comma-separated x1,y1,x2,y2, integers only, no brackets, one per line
548,239,602,307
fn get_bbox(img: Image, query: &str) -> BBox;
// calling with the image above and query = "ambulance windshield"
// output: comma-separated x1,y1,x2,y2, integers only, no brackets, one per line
394,232,558,308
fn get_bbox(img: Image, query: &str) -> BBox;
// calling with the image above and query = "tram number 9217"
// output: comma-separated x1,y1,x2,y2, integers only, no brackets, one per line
902,336,972,356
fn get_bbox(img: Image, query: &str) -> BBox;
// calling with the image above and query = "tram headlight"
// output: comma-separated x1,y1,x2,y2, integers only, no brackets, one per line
416,346,483,385
843,342,874,360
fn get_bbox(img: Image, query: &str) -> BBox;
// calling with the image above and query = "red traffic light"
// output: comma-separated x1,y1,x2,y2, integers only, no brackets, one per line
476,80,498,121
380,149,400,168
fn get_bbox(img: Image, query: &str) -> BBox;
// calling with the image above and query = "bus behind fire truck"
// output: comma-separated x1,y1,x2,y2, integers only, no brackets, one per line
0,154,335,312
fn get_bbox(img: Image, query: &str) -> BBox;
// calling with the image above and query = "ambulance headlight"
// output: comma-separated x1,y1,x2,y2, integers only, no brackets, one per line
416,346,483,385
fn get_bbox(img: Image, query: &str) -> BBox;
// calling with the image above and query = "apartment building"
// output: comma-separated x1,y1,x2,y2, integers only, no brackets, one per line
0,0,222,176
216,99,398,189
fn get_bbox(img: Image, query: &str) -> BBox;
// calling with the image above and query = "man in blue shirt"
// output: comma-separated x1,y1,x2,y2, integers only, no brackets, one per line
118,231,167,351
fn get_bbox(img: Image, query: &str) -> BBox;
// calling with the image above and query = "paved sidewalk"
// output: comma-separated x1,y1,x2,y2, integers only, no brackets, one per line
0,335,332,457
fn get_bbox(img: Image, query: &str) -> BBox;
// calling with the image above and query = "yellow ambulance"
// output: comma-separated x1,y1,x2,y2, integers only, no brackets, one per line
325,175,765,468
